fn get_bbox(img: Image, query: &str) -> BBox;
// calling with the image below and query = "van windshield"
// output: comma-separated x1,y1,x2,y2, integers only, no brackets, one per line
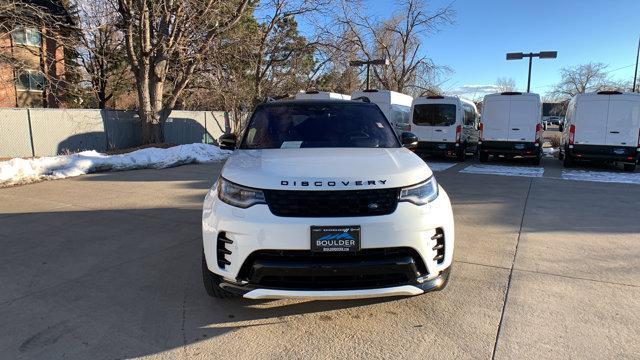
241,103,400,149
413,104,456,126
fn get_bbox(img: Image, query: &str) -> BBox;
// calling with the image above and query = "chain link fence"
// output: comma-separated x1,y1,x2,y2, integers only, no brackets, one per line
0,108,229,158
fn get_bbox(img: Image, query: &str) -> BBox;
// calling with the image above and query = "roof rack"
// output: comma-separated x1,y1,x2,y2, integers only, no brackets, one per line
362,89,379,93
501,91,522,95
351,96,371,103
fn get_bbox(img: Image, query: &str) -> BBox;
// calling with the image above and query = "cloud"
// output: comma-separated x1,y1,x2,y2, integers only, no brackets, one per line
449,84,502,97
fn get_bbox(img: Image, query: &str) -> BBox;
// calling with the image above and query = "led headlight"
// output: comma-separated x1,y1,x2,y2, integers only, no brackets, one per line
217,177,266,208
399,176,439,205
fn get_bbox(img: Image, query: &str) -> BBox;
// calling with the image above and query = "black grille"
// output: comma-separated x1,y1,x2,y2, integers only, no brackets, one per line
216,232,232,269
432,228,445,264
263,188,400,217
238,248,428,290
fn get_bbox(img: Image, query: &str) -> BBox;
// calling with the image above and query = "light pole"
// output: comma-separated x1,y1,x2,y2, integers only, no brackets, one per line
349,58,389,90
633,37,639,92
506,51,558,93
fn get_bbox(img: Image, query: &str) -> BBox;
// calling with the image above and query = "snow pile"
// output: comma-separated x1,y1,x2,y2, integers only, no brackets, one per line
562,170,640,185
460,164,544,178
426,162,457,172
543,147,558,158
0,143,231,186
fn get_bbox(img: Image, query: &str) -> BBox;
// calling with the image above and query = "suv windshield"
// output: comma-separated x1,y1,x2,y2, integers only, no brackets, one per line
413,104,456,126
241,102,400,149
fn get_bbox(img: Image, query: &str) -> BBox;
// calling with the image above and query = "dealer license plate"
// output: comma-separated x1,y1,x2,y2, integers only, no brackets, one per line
310,225,361,252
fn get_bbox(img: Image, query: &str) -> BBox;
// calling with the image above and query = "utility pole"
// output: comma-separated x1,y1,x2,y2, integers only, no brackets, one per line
633,37,639,92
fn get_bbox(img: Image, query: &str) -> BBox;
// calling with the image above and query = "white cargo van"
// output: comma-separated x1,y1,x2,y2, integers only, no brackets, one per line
351,89,413,135
409,95,480,161
479,92,543,164
560,91,640,171
295,90,351,100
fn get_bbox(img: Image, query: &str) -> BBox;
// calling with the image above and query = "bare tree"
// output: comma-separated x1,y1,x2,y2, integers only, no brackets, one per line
250,0,329,103
495,77,516,92
549,62,611,99
335,0,454,94
76,0,129,108
116,0,250,143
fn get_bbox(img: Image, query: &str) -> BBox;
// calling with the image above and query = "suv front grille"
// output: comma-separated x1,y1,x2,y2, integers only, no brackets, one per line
263,188,400,217
238,248,428,290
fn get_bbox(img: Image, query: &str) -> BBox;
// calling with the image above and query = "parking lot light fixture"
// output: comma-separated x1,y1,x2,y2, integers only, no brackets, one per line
506,51,558,93
349,58,389,90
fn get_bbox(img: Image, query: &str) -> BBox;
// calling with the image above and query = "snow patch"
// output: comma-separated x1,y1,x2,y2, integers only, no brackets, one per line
543,147,558,158
460,164,544,178
0,143,231,186
562,170,640,185
425,162,457,172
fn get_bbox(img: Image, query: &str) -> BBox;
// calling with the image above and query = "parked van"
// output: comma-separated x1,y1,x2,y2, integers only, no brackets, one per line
295,90,351,100
560,91,640,172
351,89,413,135
409,95,480,161
479,92,543,164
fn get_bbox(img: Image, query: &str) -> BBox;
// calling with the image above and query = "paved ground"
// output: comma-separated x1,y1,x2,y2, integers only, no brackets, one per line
1,155,639,359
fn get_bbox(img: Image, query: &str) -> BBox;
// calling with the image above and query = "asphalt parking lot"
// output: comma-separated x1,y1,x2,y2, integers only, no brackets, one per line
1,156,639,359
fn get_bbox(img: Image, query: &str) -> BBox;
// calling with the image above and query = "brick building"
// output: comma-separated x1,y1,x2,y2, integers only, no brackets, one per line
0,0,72,108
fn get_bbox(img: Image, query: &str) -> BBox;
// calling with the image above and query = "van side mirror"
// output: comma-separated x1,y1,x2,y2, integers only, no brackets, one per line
219,133,237,150
400,132,418,149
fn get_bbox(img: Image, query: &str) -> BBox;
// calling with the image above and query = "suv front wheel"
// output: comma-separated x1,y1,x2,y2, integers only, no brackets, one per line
202,253,236,298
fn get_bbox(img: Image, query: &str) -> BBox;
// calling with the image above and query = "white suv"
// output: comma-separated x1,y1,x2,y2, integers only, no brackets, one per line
202,99,454,300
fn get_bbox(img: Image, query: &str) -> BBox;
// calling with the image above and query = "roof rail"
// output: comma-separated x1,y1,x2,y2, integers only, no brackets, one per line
500,91,522,95
351,96,371,103
362,89,379,93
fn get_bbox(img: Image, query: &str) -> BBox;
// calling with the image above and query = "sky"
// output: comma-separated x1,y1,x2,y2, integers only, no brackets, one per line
286,0,640,100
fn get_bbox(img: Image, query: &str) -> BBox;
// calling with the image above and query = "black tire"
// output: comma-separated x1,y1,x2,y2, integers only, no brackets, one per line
531,156,541,166
202,253,235,298
623,163,636,172
456,144,467,162
563,153,573,168
479,151,489,162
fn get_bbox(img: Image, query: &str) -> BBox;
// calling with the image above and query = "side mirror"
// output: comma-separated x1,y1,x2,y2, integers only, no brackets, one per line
219,133,237,150
400,132,418,149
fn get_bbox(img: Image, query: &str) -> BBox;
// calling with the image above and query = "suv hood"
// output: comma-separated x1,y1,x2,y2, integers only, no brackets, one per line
221,148,432,190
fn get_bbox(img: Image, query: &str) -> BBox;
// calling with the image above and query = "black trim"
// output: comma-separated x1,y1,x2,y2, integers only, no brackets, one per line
413,141,458,157
219,266,452,296
479,140,540,158
567,144,638,163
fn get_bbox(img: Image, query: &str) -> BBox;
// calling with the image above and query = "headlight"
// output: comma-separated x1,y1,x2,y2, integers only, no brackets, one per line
217,177,266,208
399,176,439,205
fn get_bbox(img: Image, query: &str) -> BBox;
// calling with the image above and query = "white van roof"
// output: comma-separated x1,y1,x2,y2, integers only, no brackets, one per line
412,95,476,108
294,91,351,100
350,89,413,106
574,91,640,102
483,92,541,102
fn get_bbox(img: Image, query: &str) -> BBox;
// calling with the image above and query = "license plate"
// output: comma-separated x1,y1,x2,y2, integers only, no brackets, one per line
514,143,525,150
310,226,360,252
613,148,626,155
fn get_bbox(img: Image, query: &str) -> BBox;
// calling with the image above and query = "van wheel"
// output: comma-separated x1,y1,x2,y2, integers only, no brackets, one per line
202,253,236,298
456,145,466,162
563,153,573,168
531,156,541,166
479,151,489,162
623,163,636,172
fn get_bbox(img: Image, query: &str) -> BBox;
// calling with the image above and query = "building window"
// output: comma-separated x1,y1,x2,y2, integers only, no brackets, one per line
11,26,41,47
17,70,44,91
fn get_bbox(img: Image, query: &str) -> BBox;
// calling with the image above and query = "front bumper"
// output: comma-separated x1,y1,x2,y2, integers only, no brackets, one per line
219,266,451,300
202,186,454,296
567,144,638,163
479,140,540,158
